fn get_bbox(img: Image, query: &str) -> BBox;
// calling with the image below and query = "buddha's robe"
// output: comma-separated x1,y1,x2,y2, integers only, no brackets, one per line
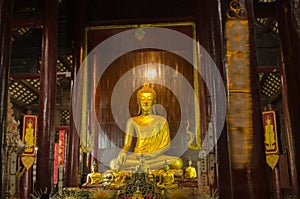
110,115,182,170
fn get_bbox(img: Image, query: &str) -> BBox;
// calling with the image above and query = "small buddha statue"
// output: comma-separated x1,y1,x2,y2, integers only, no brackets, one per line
102,170,114,186
157,163,178,189
110,164,126,188
82,163,102,186
147,168,155,182
24,120,35,153
110,83,183,171
184,157,197,179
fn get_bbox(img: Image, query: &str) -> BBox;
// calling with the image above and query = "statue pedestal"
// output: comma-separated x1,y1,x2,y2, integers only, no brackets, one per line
63,168,201,198
118,171,162,199
178,178,198,188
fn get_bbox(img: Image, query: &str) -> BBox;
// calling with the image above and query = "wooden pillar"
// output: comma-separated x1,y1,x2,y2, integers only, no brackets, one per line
223,0,272,198
65,0,85,187
0,0,14,198
245,0,272,198
276,0,300,196
195,0,232,197
273,167,283,199
36,0,58,193
224,0,272,198
194,0,236,198
20,168,32,199
65,123,80,187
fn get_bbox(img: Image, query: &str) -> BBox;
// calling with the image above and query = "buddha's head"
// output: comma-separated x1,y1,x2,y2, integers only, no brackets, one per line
27,120,33,128
163,163,170,172
92,162,98,173
187,157,192,166
137,83,156,115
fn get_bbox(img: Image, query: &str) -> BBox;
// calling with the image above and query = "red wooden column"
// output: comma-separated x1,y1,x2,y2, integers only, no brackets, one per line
277,0,300,197
65,0,86,187
273,167,283,199
245,0,272,198
221,0,272,198
196,0,233,198
0,0,14,198
195,0,232,197
20,168,32,199
36,0,58,193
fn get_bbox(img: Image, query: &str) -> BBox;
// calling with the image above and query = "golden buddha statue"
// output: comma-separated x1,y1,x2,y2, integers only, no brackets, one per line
110,164,126,188
25,120,35,152
265,117,276,150
110,83,183,171
82,163,102,186
184,157,197,179
102,170,114,186
157,163,178,189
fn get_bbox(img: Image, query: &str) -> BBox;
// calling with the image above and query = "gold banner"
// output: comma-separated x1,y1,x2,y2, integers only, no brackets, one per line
225,6,253,169
21,114,37,169
262,111,279,169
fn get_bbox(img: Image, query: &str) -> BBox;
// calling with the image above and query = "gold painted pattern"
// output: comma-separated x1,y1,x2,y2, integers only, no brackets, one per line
225,0,254,169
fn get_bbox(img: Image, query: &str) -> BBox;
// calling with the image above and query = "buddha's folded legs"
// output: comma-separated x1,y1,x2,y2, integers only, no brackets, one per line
110,155,183,170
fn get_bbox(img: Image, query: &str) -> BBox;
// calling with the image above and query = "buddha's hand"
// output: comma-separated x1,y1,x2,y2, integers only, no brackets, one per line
117,151,126,165
144,153,155,159
128,153,142,160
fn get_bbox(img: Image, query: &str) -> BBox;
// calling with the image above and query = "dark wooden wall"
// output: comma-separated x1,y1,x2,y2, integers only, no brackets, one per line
95,50,194,147
86,24,197,152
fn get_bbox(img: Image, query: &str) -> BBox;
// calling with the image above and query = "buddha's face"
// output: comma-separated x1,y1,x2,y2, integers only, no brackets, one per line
164,165,170,172
139,92,154,113
92,165,98,172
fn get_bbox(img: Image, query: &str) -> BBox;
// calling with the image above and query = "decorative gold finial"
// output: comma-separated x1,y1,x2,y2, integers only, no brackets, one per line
226,0,247,19
135,28,145,40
